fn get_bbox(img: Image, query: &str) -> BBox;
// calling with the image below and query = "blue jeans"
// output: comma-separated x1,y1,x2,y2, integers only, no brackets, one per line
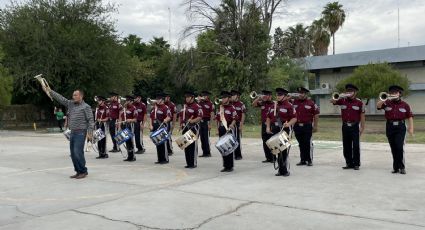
70,130,88,174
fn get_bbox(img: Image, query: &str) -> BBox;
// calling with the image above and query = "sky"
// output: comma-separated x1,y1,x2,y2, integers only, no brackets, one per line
1,0,424,54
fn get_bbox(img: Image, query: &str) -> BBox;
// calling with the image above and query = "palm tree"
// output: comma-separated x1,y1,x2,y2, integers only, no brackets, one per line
322,2,346,55
282,24,311,58
309,18,331,56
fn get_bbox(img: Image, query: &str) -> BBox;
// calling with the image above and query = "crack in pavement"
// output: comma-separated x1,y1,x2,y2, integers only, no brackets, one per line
71,202,255,230
169,188,425,228
190,201,254,229
0,204,39,218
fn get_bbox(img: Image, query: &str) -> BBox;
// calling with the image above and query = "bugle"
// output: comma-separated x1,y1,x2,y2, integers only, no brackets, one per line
332,92,353,100
287,93,301,98
34,74,53,101
147,98,158,105
379,92,399,101
249,91,264,99
214,98,222,105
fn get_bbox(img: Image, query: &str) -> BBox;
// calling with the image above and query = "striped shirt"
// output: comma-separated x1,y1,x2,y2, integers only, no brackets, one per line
51,91,94,133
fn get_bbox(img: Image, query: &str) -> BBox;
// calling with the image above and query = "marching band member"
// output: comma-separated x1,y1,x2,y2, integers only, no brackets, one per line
216,91,237,172
377,85,414,174
252,90,275,163
180,91,203,168
230,89,246,160
118,95,138,162
150,93,172,164
108,92,123,153
133,94,147,154
164,93,177,156
198,91,214,157
266,88,297,176
293,87,320,166
95,96,109,159
330,84,365,170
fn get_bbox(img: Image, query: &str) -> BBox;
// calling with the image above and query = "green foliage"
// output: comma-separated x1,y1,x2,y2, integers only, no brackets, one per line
0,0,135,105
0,46,13,105
267,57,312,92
336,63,410,99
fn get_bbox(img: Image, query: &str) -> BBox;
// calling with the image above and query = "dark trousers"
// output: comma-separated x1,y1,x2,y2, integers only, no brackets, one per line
109,119,118,150
294,123,313,163
57,119,64,131
183,125,199,167
272,125,290,174
134,120,144,151
234,122,242,159
96,122,107,155
261,123,274,161
386,121,406,170
342,123,360,167
70,130,87,174
153,122,169,163
219,126,234,169
124,123,135,160
166,122,173,154
199,119,211,155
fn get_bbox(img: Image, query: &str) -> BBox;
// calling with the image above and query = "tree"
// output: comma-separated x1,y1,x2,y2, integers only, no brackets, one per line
308,18,330,56
281,24,311,58
336,63,410,103
0,0,135,105
0,46,13,105
267,57,312,92
183,0,285,36
186,1,271,93
322,1,346,55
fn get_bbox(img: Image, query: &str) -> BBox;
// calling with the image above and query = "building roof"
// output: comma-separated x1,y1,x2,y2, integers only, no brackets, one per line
303,45,425,70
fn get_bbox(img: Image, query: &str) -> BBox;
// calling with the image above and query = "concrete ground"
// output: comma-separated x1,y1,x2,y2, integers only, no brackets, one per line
0,130,424,230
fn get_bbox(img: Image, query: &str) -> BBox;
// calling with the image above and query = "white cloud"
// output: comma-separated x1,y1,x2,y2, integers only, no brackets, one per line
1,0,424,52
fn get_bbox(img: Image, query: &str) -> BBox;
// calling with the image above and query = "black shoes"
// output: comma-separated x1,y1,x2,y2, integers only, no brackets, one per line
400,169,406,174
135,149,145,154
109,149,119,153
296,161,312,166
220,168,233,172
199,154,211,157
262,159,273,163
184,165,197,169
275,172,290,177
168,152,174,156
235,156,242,160
124,158,136,162
96,154,109,159
353,166,360,170
342,165,354,169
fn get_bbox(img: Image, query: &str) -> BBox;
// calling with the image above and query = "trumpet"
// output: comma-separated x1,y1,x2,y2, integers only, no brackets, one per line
287,93,301,98
94,96,111,102
195,96,205,102
332,92,353,100
379,92,399,101
249,91,264,99
147,98,158,105
34,74,53,101
214,98,222,105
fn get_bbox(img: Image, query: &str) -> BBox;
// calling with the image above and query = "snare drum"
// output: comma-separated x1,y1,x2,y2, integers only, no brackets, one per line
63,129,71,141
114,128,134,145
266,131,291,155
176,129,197,150
215,133,239,156
150,127,169,146
92,128,106,144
